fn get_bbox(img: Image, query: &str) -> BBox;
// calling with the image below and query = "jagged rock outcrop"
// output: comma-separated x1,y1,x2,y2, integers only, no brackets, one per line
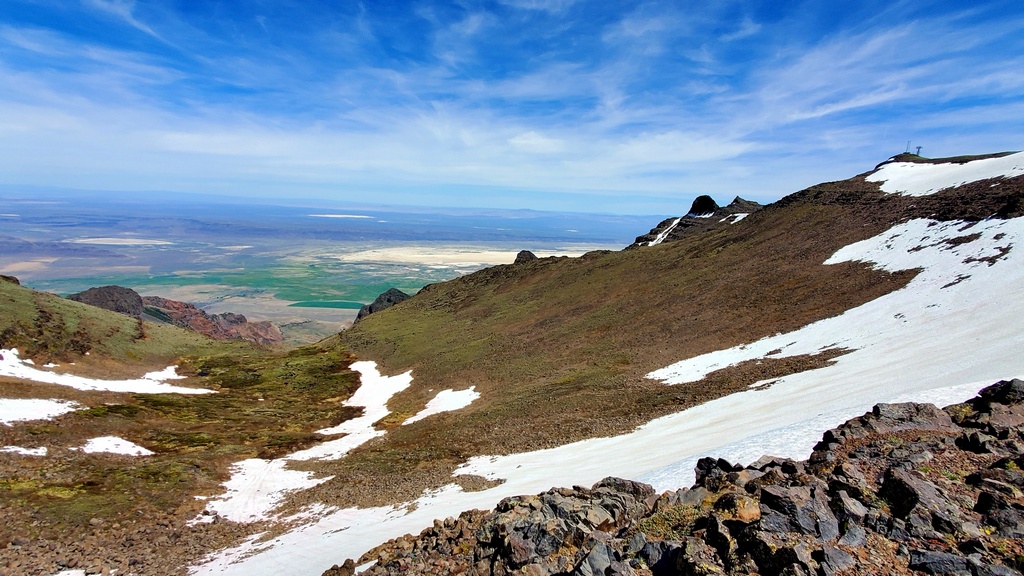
67,285,145,317
355,288,411,322
330,380,1024,576
514,250,538,264
628,196,763,249
66,285,282,345
141,296,283,345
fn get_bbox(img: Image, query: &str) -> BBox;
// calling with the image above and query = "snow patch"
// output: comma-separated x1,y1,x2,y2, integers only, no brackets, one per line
648,218,1020,385
76,436,154,456
143,365,187,380
646,218,681,246
200,362,411,522
0,398,80,425
202,458,331,523
1,445,48,456
0,348,212,394
403,387,480,425
867,152,1024,196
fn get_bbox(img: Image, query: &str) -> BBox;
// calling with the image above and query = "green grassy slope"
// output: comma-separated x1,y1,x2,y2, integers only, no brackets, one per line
0,277,250,374
0,278,362,568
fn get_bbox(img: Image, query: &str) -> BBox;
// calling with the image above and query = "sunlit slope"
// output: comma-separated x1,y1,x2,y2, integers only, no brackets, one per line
339,154,1024,459
0,277,252,373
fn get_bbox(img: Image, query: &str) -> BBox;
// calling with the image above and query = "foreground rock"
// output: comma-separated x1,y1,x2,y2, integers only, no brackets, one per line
67,285,283,345
355,288,412,322
328,380,1024,575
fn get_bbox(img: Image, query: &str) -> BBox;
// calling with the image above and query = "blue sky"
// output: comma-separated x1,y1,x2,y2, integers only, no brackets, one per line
0,0,1021,214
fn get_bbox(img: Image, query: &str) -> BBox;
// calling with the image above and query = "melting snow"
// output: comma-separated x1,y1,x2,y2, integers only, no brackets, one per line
0,398,80,425
193,214,1024,576
76,436,154,456
1,445,47,456
403,387,480,425
867,152,1024,196
201,459,330,523
646,218,681,246
0,348,212,394
201,362,412,522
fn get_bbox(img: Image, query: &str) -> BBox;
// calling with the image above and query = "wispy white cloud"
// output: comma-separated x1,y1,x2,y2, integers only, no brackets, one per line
83,0,160,39
720,17,761,42
495,0,576,13
0,2,1020,213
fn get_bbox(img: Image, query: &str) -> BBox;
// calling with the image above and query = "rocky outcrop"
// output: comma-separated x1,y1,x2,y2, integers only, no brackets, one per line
0,275,20,285
141,296,283,345
67,285,145,317
628,196,763,249
66,285,282,345
329,380,1024,576
514,250,538,264
355,288,411,322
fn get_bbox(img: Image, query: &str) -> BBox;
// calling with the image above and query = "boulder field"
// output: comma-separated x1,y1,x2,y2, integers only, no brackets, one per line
327,379,1024,576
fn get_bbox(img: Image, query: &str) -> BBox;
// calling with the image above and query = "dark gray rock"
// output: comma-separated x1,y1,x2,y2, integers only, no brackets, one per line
638,540,680,574
68,285,144,317
814,545,855,575
355,288,411,322
979,379,1024,405
881,467,963,536
687,195,719,216
969,556,1024,576
573,540,614,576
514,250,538,264
838,523,867,547
758,485,838,540
909,549,970,575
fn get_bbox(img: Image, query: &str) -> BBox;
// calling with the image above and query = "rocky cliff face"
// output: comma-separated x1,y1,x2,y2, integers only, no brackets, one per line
141,296,283,345
628,196,763,249
327,379,1024,576
66,285,282,345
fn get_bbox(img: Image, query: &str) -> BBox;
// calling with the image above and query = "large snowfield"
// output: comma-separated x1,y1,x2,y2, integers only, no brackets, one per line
190,158,1024,575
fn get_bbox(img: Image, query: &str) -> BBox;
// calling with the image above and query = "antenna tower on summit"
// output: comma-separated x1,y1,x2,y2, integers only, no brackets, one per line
905,141,911,153
915,146,922,155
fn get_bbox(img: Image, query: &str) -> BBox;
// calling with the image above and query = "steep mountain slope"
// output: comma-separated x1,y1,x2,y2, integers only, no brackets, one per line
331,152,1022,488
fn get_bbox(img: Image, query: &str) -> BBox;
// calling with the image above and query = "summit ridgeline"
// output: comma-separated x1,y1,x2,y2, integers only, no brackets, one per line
627,195,763,249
